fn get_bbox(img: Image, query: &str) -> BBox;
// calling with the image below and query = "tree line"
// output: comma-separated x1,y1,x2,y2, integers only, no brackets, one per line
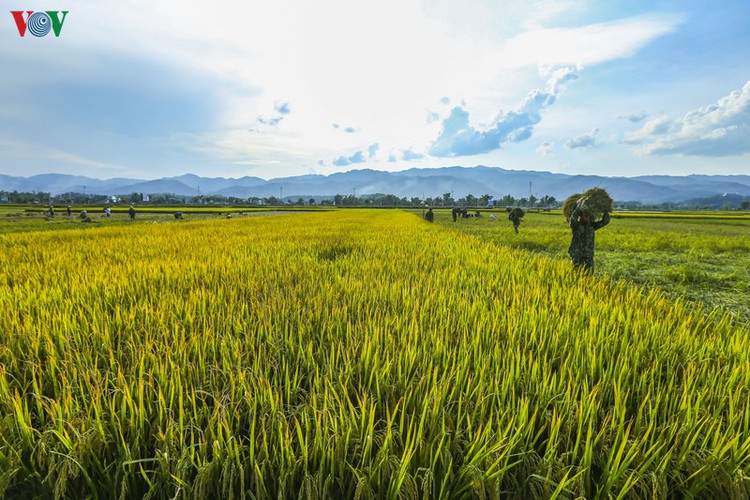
0,190,562,208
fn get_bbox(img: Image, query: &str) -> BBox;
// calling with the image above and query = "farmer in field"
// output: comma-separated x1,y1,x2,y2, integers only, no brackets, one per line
568,197,610,272
128,205,136,220
451,206,459,222
507,207,524,233
508,211,521,233
424,207,434,223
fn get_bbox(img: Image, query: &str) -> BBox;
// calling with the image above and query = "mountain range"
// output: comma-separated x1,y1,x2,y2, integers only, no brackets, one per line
2,167,750,205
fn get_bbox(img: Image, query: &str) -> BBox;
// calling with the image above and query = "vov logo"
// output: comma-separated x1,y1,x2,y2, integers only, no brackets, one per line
11,11,69,37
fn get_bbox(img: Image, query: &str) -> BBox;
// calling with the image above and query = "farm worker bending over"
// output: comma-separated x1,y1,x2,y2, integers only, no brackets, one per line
568,198,610,272
424,207,434,223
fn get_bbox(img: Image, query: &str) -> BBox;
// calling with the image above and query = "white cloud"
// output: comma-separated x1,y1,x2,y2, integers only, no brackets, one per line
2,0,686,177
523,0,583,30
624,80,750,156
618,112,648,123
428,67,577,157
501,14,682,68
565,129,599,149
402,149,426,161
333,151,366,166
257,102,291,126
537,142,555,155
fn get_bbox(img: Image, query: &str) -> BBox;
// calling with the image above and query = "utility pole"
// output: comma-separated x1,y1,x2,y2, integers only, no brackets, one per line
280,186,283,203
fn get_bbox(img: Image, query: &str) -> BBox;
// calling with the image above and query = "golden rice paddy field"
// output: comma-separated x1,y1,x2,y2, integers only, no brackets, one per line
1,210,749,498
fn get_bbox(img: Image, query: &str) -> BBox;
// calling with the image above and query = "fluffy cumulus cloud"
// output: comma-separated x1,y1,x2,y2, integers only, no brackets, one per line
624,80,750,156
332,150,366,166
565,129,599,149
428,67,577,157
331,143,378,166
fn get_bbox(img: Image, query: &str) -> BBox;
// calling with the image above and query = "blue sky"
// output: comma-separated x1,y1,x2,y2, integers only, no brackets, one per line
1,0,750,180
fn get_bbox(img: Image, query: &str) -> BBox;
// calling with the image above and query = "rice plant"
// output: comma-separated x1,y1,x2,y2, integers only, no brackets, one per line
1,210,748,498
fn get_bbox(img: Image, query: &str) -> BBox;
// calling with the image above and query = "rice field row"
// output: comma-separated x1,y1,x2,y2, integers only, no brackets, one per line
1,210,749,498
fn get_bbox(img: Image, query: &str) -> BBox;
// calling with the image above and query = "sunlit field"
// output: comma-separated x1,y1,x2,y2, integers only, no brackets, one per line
0,205,323,235
429,208,750,325
1,210,749,498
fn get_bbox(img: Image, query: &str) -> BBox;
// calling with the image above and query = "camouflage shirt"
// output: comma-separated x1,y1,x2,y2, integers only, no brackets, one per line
568,207,610,263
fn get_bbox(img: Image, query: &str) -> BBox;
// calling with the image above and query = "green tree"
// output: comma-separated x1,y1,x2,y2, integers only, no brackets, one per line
539,195,557,207
500,194,515,206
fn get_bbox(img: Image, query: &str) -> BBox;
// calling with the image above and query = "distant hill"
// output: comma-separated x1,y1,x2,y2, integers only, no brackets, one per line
674,193,750,209
2,166,749,205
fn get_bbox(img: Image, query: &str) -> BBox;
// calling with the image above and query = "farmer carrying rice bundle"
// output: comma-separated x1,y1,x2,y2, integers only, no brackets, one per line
564,187,612,272
508,207,524,233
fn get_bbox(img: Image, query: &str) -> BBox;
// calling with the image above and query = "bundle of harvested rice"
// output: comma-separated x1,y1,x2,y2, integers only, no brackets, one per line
563,187,613,221
509,207,525,218
562,195,578,220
